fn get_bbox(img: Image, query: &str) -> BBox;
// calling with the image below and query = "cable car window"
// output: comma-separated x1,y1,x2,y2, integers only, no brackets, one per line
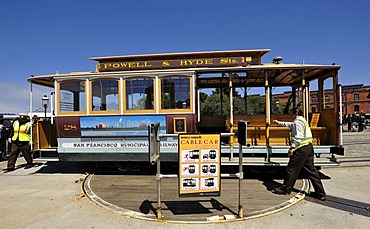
59,81,85,112
125,78,154,110
161,77,190,109
91,79,119,111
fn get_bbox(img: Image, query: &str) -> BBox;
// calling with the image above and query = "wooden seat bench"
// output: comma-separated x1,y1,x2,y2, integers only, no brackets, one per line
226,114,328,146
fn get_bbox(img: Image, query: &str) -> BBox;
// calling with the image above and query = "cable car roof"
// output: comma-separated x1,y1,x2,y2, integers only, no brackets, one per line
28,49,341,88
90,49,271,62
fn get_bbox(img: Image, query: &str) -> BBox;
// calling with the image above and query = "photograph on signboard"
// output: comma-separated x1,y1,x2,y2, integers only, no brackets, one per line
201,149,218,162
173,117,186,133
201,164,218,176
180,149,200,163
181,164,199,176
181,178,199,190
200,177,218,190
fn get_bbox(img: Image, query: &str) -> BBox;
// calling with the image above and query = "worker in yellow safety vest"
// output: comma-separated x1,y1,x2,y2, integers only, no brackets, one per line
272,107,326,201
3,114,33,172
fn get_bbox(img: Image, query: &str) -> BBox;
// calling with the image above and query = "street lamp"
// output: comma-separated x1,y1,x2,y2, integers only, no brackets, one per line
42,95,49,119
275,100,280,114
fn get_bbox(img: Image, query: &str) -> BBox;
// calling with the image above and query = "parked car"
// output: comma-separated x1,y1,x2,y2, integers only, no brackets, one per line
365,114,370,126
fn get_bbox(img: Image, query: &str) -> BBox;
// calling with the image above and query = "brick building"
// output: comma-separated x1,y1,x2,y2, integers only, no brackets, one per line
341,84,370,115
273,84,370,115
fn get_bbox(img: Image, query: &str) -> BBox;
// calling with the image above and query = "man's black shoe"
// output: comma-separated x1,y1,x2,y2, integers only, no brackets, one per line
272,187,290,195
3,167,15,172
309,192,326,201
24,164,34,169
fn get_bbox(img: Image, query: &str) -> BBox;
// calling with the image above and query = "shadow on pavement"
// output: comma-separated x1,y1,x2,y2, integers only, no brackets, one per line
139,198,237,216
32,162,332,189
305,195,370,217
34,161,97,174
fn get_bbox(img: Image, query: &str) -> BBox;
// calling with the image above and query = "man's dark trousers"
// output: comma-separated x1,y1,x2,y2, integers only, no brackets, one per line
7,143,32,169
282,143,326,196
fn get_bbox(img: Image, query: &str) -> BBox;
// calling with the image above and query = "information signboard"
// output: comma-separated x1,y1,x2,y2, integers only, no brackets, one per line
178,134,221,197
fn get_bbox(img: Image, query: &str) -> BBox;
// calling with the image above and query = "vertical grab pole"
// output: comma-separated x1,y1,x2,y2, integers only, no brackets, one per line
29,82,33,152
229,73,234,160
50,92,55,125
238,143,244,218
265,72,270,161
338,84,343,146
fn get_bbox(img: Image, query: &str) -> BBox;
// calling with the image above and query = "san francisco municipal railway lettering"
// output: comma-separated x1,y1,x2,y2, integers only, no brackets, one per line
72,142,177,148
99,57,246,72
74,143,118,147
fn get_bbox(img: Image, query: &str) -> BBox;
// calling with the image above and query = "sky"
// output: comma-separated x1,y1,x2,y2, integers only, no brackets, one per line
1,0,370,114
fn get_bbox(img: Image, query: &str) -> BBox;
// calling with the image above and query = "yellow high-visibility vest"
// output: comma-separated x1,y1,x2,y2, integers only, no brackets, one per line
12,120,31,142
289,116,312,150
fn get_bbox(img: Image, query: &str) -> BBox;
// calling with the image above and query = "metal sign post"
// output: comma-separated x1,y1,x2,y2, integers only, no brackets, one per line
238,143,244,218
156,157,162,219
148,122,162,219
237,120,249,218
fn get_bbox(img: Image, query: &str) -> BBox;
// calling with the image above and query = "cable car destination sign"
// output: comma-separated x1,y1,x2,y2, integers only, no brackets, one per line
98,57,248,72
178,134,221,197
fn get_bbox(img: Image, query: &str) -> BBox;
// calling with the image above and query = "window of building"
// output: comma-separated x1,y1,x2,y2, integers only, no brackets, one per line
125,78,154,110
311,96,317,103
161,76,191,110
91,79,119,111
354,93,359,101
325,95,330,103
59,81,85,112
354,104,360,112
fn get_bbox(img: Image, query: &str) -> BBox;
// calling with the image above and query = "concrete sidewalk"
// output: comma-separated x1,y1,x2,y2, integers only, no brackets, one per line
0,130,369,228
1,159,369,229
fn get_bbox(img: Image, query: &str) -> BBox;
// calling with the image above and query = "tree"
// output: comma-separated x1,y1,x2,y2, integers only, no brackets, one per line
200,91,282,116
201,93,229,115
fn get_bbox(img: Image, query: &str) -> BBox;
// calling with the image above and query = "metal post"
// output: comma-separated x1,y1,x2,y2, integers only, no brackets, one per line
229,73,234,160
156,158,162,219
238,143,244,218
50,92,55,125
339,84,343,146
30,83,33,152
265,72,271,161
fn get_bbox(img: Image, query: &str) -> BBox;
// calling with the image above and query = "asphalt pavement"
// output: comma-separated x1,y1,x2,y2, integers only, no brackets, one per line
0,128,369,229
